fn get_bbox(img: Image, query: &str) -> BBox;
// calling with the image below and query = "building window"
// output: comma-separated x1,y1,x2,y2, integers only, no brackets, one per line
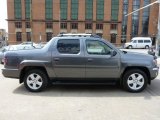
45,0,53,20
61,23,67,29
25,0,31,19
16,32,22,41
25,22,31,28
142,0,150,35
46,32,52,41
14,0,22,19
96,23,103,30
60,0,68,20
85,23,92,29
111,0,119,21
97,0,104,20
121,0,128,41
111,34,117,43
15,22,22,28
132,0,140,37
46,22,53,29
26,32,31,41
85,0,93,20
111,24,117,30
71,23,78,29
71,0,78,20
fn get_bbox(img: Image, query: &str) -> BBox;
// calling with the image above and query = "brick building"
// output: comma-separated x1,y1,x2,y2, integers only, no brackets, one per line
7,0,159,46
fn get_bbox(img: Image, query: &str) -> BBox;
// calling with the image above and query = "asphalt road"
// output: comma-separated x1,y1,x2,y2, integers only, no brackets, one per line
0,49,160,120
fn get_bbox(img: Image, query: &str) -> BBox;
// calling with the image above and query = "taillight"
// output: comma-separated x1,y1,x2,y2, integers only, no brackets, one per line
3,57,8,65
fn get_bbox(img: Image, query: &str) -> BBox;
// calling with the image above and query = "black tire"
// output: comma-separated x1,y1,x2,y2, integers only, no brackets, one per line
128,45,132,49
122,69,148,93
145,45,149,49
24,69,48,92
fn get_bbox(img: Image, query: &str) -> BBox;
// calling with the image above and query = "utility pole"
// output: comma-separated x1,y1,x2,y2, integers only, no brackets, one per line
30,0,33,43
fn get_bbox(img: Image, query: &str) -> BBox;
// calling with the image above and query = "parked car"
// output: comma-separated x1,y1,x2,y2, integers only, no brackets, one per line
34,42,47,48
124,37,152,49
0,46,9,64
2,33,159,92
0,45,35,64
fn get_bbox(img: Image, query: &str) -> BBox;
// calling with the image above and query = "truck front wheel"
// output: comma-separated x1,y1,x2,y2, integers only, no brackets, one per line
24,69,48,92
123,69,148,92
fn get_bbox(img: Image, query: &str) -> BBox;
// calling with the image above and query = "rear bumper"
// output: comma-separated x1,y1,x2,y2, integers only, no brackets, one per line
2,68,20,79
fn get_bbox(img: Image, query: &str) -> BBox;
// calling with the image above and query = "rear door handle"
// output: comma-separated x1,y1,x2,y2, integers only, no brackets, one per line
54,58,60,61
87,58,93,62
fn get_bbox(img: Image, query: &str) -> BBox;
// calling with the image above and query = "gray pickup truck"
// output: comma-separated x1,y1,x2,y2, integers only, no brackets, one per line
2,33,159,92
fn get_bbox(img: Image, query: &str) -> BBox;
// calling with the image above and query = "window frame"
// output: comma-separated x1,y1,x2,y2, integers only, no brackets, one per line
14,0,22,19
15,22,22,28
46,22,53,29
57,39,80,54
16,32,22,41
85,40,112,55
45,0,53,20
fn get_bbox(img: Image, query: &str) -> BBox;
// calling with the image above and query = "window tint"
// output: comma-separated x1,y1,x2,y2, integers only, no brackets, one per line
138,40,143,43
57,39,80,54
133,40,137,43
86,40,112,55
144,40,151,43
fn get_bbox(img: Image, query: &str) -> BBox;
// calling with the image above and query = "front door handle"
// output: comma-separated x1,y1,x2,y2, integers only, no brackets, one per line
87,58,93,62
54,58,60,61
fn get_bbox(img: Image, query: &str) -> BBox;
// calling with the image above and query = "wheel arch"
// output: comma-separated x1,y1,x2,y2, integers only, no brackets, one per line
121,66,151,85
20,66,49,84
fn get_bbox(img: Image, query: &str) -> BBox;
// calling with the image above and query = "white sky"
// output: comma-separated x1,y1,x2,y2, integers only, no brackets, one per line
0,0,7,32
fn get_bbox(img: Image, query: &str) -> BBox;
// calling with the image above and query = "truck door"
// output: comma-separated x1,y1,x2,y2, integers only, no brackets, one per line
52,39,85,78
85,39,120,79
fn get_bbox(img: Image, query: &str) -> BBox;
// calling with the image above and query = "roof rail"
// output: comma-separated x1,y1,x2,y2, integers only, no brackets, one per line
57,33,101,38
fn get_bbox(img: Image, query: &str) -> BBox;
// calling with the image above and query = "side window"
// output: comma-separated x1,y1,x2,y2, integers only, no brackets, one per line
144,40,151,43
138,40,143,43
133,40,137,43
57,39,80,54
86,40,112,55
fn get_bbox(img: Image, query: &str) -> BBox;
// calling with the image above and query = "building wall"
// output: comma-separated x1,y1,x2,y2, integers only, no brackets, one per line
7,0,159,46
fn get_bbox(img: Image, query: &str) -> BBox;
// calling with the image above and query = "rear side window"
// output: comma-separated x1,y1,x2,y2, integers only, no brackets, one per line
144,40,151,43
138,40,143,43
57,39,80,54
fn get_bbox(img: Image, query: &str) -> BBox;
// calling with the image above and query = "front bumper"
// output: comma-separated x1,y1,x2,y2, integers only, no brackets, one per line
150,67,159,80
124,44,129,48
2,68,20,79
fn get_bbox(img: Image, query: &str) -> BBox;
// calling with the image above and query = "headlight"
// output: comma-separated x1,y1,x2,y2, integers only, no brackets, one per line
153,59,157,66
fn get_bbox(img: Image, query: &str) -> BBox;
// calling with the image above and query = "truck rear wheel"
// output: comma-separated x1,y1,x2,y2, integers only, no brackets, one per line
123,69,148,93
24,69,48,92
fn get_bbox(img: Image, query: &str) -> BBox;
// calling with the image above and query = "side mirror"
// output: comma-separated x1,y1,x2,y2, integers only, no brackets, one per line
110,50,117,57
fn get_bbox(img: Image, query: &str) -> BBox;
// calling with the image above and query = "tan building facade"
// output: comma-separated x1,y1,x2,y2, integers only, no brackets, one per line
7,0,159,46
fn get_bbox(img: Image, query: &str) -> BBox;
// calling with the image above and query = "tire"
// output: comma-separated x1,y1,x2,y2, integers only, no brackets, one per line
128,45,132,49
122,69,148,93
24,69,48,92
145,45,149,49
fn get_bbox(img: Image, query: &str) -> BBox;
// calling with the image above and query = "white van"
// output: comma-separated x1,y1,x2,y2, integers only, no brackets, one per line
124,37,152,49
